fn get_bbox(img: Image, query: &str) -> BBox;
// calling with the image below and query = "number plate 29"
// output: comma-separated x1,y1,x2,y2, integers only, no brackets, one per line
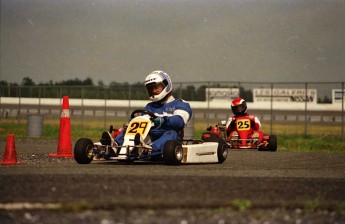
126,119,150,136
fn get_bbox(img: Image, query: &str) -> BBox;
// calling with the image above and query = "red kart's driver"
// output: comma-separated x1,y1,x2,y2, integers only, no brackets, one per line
225,97,263,141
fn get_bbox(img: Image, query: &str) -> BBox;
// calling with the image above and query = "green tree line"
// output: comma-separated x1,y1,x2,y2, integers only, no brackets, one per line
0,77,333,103
0,77,253,102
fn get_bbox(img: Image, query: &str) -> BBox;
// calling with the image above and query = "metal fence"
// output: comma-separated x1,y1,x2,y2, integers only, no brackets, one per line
1,81,344,101
1,82,344,139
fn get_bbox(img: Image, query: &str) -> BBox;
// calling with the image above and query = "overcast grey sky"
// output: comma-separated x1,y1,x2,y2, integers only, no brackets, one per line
1,0,344,85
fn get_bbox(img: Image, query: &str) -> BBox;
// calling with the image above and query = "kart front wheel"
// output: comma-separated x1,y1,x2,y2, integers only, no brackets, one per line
74,138,94,164
163,140,183,166
268,135,277,152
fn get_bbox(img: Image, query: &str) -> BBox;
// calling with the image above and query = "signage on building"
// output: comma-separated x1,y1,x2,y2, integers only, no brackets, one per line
253,88,317,103
205,88,239,101
332,89,345,103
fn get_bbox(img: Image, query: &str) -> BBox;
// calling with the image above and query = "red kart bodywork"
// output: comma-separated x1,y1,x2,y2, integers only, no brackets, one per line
202,117,277,151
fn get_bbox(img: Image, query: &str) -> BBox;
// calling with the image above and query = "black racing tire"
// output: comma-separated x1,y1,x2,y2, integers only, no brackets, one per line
163,140,183,166
258,147,266,151
268,135,278,152
74,138,94,164
203,134,229,163
217,139,229,163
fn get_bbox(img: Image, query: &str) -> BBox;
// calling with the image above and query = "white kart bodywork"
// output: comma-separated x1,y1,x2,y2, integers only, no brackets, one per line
181,142,219,163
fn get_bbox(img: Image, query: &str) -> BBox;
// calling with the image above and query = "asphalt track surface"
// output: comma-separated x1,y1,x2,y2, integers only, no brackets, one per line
0,141,345,224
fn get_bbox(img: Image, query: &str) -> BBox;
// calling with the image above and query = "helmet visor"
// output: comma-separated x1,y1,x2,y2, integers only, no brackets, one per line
232,104,246,115
235,105,244,112
146,82,165,97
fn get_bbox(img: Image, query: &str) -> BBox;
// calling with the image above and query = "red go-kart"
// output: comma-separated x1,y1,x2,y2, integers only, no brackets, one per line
202,117,277,151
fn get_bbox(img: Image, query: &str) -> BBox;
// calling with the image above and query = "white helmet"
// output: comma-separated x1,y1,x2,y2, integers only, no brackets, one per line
144,70,172,102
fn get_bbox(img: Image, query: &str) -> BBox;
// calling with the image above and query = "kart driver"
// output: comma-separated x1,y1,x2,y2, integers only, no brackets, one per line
225,97,262,140
113,70,192,153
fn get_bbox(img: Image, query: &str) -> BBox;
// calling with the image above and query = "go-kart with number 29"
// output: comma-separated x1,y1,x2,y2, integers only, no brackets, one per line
74,109,229,165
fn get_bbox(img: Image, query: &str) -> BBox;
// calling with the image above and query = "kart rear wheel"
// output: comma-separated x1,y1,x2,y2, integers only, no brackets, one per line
217,139,229,163
268,135,277,152
203,134,229,163
74,138,94,164
163,140,183,166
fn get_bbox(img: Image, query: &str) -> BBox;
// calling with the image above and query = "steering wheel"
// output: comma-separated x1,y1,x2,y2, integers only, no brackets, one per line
130,109,157,119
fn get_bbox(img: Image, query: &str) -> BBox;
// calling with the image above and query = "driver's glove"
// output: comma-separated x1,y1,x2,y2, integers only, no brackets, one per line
152,117,166,127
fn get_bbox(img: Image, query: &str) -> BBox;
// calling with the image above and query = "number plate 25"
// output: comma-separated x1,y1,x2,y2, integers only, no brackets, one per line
236,119,251,130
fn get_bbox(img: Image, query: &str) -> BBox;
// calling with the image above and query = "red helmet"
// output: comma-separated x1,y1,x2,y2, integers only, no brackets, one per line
231,98,247,116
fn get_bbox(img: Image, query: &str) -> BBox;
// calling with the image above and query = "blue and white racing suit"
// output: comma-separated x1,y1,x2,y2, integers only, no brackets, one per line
115,95,192,151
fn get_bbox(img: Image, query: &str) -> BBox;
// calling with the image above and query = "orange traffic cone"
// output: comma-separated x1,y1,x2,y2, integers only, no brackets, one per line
1,134,22,165
49,96,73,158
